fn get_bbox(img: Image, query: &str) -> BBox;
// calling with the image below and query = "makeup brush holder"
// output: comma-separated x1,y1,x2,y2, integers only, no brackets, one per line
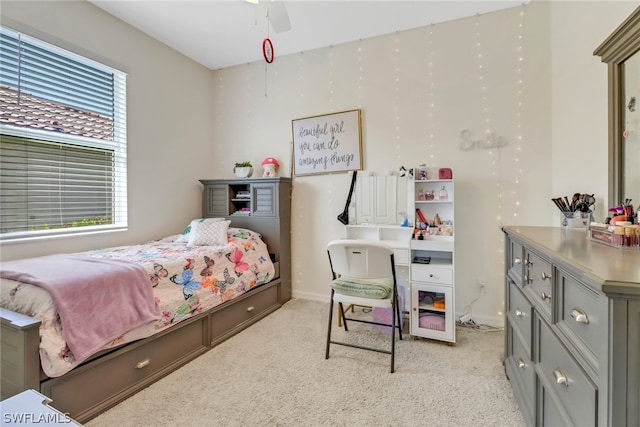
562,211,591,228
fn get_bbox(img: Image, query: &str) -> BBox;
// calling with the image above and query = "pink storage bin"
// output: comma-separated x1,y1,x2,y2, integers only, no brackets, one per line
419,312,445,331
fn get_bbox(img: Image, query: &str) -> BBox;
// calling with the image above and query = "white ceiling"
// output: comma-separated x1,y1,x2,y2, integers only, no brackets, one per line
89,0,527,70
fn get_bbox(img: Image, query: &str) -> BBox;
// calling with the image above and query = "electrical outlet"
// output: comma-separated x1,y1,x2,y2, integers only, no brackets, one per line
460,314,472,323
478,280,486,293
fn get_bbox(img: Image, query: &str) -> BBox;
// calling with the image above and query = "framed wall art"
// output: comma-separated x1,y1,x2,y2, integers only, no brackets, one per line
291,109,362,176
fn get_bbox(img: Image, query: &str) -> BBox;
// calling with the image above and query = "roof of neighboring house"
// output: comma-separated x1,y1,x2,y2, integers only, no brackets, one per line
0,85,113,141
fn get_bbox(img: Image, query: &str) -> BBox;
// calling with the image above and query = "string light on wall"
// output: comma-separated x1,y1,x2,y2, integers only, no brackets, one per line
426,24,437,164
474,13,503,224
394,32,401,163
215,69,225,126
293,50,306,290
511,5,527,222
328,46,335,107
213,69,227,165
245,62,254,120
298,51,305,101
357,40,364,109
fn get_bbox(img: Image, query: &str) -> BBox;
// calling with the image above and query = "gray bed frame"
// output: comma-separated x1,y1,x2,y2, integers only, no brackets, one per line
0,178,292,423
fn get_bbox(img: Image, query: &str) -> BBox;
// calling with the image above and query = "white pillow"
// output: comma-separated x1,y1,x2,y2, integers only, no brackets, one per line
175,218,225,243
187,219,230,246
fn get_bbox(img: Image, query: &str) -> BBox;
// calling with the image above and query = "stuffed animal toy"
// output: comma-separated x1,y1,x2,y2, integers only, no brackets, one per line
261,157,279,177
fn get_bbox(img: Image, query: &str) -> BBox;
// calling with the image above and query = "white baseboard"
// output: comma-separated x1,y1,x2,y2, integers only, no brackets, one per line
291,290,327,302
457,312,504,328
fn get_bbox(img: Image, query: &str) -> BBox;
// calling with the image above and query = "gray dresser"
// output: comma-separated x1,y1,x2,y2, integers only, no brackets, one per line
503,226,640,426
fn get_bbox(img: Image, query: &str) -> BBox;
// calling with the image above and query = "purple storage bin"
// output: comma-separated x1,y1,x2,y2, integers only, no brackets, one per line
419,312,445,331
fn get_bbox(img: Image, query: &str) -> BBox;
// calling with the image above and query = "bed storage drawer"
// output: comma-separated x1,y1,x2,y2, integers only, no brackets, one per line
210,280,280,344
41,316,209,422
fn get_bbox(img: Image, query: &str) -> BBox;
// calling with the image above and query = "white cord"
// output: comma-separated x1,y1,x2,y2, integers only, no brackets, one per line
457,284,503,332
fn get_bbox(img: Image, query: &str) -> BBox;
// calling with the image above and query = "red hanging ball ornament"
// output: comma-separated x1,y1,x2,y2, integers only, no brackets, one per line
262,38,274,63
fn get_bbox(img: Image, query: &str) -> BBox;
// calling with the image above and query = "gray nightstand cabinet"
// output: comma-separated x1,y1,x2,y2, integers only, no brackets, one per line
503,226,640,427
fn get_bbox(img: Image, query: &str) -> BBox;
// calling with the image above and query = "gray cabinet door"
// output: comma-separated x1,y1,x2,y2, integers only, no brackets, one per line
251,183,277,217
203,185,229,217
611,298,640,426
628,300,640,425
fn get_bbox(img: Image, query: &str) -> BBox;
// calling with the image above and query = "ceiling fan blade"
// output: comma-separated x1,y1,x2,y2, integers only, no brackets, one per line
267,1,291,33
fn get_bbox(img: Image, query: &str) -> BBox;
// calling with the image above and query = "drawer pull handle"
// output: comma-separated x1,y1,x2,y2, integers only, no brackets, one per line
541,272,551,281
515,308,525,317
526,258,533,266
541,292,552,301
135,359,150,369
246,306,255,312
429,274,434,278
517,358,526,369
553,368,568,387
514,257,522,265
524,275,533,284
570,308,589,324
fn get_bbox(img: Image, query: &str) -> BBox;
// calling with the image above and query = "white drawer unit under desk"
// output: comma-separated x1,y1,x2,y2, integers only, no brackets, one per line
409,236,455,343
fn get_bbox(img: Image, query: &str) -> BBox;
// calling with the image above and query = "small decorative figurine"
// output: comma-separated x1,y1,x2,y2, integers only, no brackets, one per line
418,164,428,180
261,157,279,177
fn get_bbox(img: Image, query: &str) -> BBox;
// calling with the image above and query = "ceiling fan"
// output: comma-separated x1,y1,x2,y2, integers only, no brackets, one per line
246,0,291,33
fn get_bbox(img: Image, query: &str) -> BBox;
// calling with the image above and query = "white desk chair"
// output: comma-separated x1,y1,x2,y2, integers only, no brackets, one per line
325,239,403,373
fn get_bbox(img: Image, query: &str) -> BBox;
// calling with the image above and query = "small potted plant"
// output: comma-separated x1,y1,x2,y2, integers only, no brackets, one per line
233,161,253,178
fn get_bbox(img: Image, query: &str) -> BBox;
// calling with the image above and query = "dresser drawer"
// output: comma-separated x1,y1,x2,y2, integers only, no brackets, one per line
508,239,524,282
508,280,532,358
210,280,280,344
557,269,606,373
505,325,535,424
537,319,597,427
410,264,453,285
524,250,553,319
540,382,573,427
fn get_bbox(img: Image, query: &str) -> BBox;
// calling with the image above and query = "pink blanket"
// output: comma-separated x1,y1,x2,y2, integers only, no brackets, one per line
0,254,161,362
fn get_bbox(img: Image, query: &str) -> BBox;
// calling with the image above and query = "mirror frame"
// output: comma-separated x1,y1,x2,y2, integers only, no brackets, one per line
594,6,640,206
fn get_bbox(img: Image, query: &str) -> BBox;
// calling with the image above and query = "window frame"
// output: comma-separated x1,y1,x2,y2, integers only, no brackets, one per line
0,26,128,242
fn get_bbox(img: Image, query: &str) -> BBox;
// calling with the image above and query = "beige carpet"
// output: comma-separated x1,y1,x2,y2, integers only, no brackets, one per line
87,299,524,427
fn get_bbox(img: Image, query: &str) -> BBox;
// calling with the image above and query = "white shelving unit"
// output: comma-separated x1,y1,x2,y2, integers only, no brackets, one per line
407,169,455,343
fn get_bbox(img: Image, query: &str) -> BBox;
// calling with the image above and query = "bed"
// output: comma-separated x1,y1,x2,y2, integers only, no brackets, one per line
0,212,291,423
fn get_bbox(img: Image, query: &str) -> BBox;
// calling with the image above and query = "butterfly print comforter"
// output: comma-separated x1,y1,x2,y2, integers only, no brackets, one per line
0,228,275,377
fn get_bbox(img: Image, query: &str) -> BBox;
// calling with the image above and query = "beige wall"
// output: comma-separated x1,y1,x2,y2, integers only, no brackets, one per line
1,1,637,325
210,1,636,325
1,0,212,260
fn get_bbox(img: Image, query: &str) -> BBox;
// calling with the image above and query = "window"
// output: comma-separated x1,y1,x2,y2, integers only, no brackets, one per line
0,27,127,240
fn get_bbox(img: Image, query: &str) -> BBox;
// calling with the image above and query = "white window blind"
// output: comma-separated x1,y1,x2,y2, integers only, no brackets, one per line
0,27,127,240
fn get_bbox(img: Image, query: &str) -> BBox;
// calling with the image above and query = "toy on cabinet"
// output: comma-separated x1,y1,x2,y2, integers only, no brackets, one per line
261,157,279,177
